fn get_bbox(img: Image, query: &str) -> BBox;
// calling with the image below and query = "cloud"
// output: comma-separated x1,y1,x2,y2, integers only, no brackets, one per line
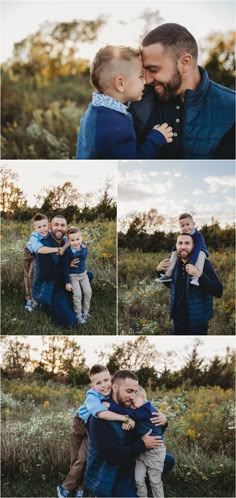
204,175,235,193
192,188,204,196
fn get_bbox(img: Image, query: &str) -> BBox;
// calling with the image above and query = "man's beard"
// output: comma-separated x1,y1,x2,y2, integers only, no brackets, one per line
154,64,182,101
116,388,131,408
51,229,65,241
177,248,193,260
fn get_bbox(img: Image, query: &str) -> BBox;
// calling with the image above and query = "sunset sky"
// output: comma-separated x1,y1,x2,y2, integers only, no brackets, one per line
1,0,235,63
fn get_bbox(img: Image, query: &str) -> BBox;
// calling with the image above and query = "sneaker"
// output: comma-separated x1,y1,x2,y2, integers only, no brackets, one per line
190,277,199,286
74,491,84,498
31,301,38,310
83,312,91,322
76,312,86,325
155,274,173,283
57,485,70,498
24,300,33,312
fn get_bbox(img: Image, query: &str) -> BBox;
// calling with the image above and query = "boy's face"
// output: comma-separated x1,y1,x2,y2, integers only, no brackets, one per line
68,231,82,250
179,217,195,234
91,370,111,396
123,57,146,102
34,219,49,236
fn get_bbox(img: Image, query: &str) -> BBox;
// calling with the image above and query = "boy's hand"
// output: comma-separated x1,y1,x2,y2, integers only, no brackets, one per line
153,123,173,143
185,264,202,278
65,283,73,292
122,418,135,430
70,258,80,268
150,409,167,427
60,242,70,256
102,401,110,407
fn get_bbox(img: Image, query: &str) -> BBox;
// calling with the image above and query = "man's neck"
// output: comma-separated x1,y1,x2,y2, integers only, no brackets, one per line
178,66,201,102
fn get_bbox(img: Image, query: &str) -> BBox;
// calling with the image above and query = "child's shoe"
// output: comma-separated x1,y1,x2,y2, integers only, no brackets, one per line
57,485,70,498
156,274,173,283
76,312,86,325
83,312,91,323
31,301,38,310
190,277,199,286
74,490,84,497
24,300,33,312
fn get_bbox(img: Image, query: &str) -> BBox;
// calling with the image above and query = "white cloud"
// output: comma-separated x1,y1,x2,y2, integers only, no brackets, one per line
204,175,236,193
192,188,204,196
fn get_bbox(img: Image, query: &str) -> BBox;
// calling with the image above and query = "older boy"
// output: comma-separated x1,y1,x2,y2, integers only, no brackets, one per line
76,45,173,159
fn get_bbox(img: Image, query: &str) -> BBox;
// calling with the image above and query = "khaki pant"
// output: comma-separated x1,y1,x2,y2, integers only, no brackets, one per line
23,247,35,300
70,272,92,315
62,416,88,492
135,446,166,498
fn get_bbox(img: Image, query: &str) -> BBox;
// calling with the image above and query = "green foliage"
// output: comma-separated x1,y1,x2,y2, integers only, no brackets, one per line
201,31,235,90
118,249,235,335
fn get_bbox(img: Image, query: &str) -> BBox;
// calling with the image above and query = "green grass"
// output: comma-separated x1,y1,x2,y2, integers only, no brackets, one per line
1,286,116,335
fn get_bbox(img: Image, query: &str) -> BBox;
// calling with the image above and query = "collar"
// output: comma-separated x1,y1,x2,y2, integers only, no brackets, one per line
92,91,129,115
184,66,209,105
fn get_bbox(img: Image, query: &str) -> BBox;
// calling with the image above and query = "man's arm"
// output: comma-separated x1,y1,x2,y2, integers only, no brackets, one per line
88,417,160,466
188,260,223,297
213,124,235,159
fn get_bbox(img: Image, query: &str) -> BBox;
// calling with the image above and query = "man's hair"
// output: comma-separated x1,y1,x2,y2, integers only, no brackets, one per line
179,213,194,221
51,214,67,223
177,232,194,241
90,45,140,93
142,23,198,60
112,369,138,385
89,364,109,379
67,226,81,236
33,213,48,222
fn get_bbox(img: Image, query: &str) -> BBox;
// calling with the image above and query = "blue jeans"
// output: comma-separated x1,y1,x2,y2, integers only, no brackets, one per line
173,319,208,335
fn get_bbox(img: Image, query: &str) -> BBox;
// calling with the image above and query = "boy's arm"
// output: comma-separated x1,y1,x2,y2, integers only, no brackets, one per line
37,246,61,255
80,392,135,426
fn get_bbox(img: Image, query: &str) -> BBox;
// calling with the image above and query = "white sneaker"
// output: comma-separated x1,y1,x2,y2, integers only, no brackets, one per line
24,300,33,312
76,312,86,324
83,312,91,323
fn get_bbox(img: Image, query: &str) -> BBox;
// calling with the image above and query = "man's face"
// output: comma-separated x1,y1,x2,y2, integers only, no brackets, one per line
112,378,139,408
51,217,67,240
142,43,182,101
176,235,194,261
91,370,111,396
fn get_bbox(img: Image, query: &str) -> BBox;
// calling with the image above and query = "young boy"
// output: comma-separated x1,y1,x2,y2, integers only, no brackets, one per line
76,45,173,159
24,213,67,311
157,212,209,285
107,386,166,498
64,227,93,325
57,364,135,498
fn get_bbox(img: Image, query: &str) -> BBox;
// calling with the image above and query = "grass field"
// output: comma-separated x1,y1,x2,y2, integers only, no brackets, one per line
1,220,116,335
118,249,235,335
1,379,235,497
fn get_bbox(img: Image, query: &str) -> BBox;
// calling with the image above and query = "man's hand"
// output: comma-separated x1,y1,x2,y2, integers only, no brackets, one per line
185,264,202,278
70,258,80,268
150,409,167,427
65,283,73,292
122,418,135,431
156,259,170,273
142,430,164,449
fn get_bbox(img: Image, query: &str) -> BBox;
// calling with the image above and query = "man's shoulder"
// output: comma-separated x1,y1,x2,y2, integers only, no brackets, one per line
208,79,235,106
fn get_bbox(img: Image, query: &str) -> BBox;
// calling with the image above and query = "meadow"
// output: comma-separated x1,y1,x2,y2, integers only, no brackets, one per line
1,378,235,497
1,219,116,334
118,249,235,335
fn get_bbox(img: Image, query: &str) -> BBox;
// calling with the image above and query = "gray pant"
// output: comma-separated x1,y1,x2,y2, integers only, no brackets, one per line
135,446,166,498
70,271,92,315
166,250,206,277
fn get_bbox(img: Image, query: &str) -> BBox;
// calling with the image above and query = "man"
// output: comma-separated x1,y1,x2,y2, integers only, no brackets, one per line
130,23,235,159
33,215,82,328
156,233,223,334
84,370,175,497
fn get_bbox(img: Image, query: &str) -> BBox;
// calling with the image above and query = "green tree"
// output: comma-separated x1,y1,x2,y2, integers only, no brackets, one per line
0,336,33,377
38,337,86,384
180,340,205,386
102,337,159,373
37,181,81,212
0,166,27,214
201,31,235,89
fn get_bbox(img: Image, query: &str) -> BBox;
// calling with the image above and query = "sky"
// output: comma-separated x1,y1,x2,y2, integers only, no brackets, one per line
1,0,235,63
118,161,236,231
0,335,235,370
3,160,117,206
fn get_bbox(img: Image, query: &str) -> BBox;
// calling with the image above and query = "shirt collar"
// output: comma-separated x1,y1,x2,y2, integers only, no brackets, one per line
92,91,129,115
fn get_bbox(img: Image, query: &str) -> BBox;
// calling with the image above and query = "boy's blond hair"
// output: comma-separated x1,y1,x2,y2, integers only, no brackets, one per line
90,45,141,93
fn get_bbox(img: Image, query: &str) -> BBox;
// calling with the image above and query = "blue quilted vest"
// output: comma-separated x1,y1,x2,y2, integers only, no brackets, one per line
84,420,127,497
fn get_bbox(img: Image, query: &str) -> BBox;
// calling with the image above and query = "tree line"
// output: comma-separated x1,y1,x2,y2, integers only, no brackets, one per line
1,336,234,391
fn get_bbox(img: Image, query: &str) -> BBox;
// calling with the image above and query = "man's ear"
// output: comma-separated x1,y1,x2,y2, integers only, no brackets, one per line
179,53,192,73
112,383,118,395
113,75,125,93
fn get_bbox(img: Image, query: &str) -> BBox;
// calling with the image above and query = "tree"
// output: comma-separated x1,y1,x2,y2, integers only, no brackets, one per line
0,166,27,214
0,336,33,377
36,181,81,212
95,183,117,220
38,337,86,383
201,31,235,89
101,337,159,373
180,340,205,386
